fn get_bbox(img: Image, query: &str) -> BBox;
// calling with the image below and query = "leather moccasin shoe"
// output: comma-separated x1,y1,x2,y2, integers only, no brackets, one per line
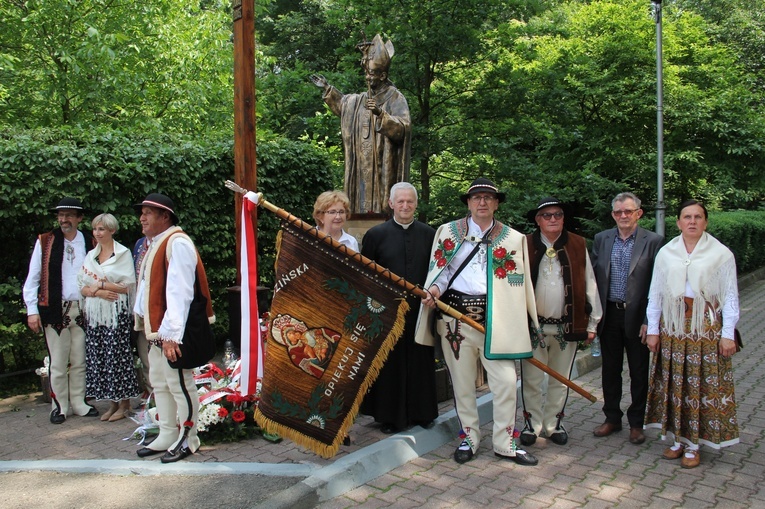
549,431,568,445
161,446,193,463
50,411,66,425
520,432,537,447
454,440,474,464
593,421,622,437
662,446,684,460
136,447,164,458
629,427,646,444
416,420,435,430
680,450,700,469
84,406,99,417
495,450,539,466
380,423,398,434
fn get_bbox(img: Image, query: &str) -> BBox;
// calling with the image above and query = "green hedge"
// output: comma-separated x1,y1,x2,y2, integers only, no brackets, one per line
0,127,334,373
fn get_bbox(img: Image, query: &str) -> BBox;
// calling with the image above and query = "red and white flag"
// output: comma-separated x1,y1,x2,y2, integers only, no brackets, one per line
239,192,263,395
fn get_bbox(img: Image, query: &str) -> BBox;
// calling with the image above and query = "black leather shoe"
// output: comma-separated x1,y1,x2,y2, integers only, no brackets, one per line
549,431,568,445
416,420,435,430
495,450,539,466
520,432,537,446
454,440,474,464
161,446,193,463
50,411,66,425
136,447,164,458
143,434,158,446
380,423,398,434
84,406,99,417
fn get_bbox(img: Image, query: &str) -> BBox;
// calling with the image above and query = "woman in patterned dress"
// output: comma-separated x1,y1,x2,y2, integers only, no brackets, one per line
78,213,140,421
644,200,740,468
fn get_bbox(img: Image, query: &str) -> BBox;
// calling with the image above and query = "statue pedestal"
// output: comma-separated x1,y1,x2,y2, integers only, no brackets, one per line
345,212,388,250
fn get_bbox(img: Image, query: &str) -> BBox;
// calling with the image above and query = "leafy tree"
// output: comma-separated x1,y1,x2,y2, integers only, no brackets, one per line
0,0,234,131
472,0,765,230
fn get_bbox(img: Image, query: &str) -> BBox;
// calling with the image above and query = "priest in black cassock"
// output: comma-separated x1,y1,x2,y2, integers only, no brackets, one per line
360,182,438,434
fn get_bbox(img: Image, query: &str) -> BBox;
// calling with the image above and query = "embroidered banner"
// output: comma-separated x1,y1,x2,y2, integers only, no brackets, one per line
254,221,408,458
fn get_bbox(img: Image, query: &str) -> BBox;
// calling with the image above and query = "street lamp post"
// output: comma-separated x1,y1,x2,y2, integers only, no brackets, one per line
652,0,666,237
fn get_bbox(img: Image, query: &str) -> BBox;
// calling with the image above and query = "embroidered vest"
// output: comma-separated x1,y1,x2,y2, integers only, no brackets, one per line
37,229,94,326
143,229,214,340
527,230,590,341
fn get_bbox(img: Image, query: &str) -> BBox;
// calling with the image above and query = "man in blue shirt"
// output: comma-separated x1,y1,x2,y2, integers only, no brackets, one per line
591,192,663,445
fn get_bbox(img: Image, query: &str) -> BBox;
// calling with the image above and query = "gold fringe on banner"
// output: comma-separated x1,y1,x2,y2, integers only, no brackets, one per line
255,298,408,458
254,220,412,458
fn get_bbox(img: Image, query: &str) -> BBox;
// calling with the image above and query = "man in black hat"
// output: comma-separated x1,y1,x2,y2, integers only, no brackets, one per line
416,178,540,466
519,197,602,447
132,193,215,463
23,197,98,424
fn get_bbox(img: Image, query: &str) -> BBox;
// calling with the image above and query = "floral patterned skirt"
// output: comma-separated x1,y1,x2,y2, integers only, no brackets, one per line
644,314,739,449
85,310,140,401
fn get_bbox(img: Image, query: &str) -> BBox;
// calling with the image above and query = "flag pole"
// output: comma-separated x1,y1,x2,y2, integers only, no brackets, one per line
225,181,597,403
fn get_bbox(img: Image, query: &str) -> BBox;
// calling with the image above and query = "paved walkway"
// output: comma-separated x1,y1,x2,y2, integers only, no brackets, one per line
1,275,763,508
317,276,765,509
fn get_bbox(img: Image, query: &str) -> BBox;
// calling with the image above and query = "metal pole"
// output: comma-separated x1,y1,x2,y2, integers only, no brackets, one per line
653,0,666,237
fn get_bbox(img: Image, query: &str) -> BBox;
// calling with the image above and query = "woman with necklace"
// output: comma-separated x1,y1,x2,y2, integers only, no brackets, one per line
78,213,140,422
644,200,740,468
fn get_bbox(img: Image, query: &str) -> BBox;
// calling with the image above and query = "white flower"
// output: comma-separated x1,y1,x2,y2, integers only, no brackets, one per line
197,403,224,432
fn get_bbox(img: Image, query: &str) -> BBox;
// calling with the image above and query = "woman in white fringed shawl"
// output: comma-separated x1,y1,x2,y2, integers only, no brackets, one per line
644,200,740,469
78,213,140,422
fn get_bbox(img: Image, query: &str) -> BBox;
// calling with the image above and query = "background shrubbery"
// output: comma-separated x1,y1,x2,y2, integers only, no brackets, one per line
0,127,334,385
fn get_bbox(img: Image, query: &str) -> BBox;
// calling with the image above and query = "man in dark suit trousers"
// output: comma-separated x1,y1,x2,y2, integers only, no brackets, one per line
591,192,663,445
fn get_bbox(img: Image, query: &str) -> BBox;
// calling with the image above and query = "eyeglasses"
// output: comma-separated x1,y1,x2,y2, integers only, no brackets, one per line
537,212,564,220
612,209,637,217
324,209,346,216
57,212,78,220
469,195,496,203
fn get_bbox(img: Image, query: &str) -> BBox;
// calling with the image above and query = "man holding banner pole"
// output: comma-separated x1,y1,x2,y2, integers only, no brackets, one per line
416,178,540,466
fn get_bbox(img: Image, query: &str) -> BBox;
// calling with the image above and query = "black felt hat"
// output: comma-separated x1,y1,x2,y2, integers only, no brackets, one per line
526,196,571,223
460,178,506,204
49,197,85,214
133,193,179,224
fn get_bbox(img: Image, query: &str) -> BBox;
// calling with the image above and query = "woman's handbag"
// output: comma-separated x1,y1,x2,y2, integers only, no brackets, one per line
734,328,743,353
168,270,216,369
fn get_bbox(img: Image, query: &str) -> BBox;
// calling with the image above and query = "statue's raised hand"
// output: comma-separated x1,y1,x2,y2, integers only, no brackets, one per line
309,74,328,89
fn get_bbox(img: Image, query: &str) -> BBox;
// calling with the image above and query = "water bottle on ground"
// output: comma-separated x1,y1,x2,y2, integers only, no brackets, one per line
591,337,601,357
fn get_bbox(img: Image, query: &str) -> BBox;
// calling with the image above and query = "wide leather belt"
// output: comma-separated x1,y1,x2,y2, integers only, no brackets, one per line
441,289,487,324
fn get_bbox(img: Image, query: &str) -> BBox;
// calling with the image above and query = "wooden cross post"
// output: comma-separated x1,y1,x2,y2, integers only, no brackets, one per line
232,0,257,283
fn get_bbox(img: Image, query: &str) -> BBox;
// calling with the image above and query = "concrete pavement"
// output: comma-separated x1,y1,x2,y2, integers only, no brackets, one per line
1,273,763,509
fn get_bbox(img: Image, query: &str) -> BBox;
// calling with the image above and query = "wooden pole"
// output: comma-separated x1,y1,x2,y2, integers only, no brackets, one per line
224,183,597,403
232,0,257,285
